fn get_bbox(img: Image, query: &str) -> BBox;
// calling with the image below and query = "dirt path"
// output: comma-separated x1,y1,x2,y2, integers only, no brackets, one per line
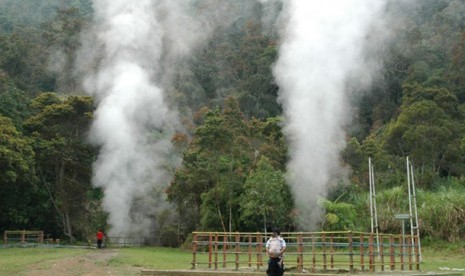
22,249,141,276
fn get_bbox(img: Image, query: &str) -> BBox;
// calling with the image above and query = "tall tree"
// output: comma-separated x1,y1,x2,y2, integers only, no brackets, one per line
0,115,36,232
383,83,464,184
168,97,289,234
25,92,97,241
239,156,292,232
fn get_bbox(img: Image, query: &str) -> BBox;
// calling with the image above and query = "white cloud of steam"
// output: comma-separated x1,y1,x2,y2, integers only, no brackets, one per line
272,0,387,230
78,0,254,238
81,0,177,238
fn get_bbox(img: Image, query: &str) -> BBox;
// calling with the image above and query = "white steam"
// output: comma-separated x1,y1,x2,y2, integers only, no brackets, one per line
81,1,177,238
78,0,255,237
273,1,387,230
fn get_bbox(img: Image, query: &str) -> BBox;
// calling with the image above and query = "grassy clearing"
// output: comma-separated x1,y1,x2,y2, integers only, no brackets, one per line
109,247,192,270
0,247,90,275
0,245,464,275
420,240,465,273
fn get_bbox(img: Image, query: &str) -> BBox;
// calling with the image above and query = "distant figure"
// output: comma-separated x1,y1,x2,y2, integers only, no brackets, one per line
96,229,104,249
266,228,286,276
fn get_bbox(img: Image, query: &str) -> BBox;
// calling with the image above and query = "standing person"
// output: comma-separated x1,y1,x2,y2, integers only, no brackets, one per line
96,229,104,249
265,228,286,276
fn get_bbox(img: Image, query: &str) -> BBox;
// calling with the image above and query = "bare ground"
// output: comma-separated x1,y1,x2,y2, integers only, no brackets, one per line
20,249,141,276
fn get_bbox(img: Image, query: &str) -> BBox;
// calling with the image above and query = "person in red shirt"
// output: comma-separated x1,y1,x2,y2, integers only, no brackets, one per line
96,229,104,249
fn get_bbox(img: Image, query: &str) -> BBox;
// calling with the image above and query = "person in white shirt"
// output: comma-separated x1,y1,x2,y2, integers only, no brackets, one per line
265,228,286,275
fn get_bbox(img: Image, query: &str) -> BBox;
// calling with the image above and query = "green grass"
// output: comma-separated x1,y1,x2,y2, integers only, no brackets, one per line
109,247,192,270
420,240,465,273
0,247,90,275
0,245,463,275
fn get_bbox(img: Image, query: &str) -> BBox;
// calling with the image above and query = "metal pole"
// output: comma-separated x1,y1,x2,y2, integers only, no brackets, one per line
406,157,415,258
369,158,374,234
369,158,380,257
372,162,380,257
410,163,422,262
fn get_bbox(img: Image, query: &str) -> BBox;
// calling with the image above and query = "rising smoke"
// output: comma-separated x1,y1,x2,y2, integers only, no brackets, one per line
79,0,179,238
78,0,259,237
272,0,387,230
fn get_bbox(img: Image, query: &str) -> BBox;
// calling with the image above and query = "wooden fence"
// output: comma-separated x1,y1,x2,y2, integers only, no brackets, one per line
3,230,44,244
191,231,420,273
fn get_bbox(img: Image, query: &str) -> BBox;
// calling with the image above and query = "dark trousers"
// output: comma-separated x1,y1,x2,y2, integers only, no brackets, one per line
97,239,103,249
266,257,284,276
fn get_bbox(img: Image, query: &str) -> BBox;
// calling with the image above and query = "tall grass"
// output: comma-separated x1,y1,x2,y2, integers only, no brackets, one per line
349,185,465,241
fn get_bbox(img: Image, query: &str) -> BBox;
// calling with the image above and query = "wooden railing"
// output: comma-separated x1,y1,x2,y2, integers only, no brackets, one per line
191,231,420,273
3,230,44,244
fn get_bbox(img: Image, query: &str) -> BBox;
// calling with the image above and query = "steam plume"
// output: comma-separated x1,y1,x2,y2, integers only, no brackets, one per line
78,0,253,237
272,1,387,229
80,0,179,238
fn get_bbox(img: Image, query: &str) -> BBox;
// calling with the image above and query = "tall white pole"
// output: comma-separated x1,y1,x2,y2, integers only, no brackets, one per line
406,157,415,258
410,162,422,262
368,158,380,257
369,158,374,234
372,162,380,257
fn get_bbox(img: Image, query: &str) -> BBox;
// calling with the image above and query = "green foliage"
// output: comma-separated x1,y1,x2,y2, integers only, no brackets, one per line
24,93,97,242
239,156,292,231
0,79,31,128
381,83,465,184
320,199,359,231
176,17,280,119
0,115,36,231
419,186,465,241
168,98,288,234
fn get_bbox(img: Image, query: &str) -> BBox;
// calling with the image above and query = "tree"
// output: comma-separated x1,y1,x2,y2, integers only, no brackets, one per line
168,98,289,234
25,92,97,241
446,31,465,102
0,115,36,232
0,79,31,129
239,156,292,232
41,7,88,93
383,84,464,183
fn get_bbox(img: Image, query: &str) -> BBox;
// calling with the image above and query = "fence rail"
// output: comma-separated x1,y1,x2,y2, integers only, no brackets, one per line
191,231,420,273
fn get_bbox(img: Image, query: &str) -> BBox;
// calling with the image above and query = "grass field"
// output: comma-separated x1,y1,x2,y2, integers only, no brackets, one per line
0,244,464,275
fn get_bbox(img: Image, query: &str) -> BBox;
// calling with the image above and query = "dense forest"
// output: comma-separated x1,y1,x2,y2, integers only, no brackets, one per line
1,0,465,245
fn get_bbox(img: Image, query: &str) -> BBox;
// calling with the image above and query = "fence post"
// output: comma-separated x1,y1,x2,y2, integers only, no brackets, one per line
248,234,252,267
256,233,262,270
349,231,354,273
369,233,375,272
3,231,7,244
311,233,316,273
380,234,385,271
297,233,303,272
192,233,198,269
389,235,395,271
208,233,213,269
322,233,327,272
214,233,219,270
407,235,412,271
223,233,227,268
399,235,404,271
235,232,240,271
360,233,365,271
39,231,44,243
414,235,420,271
330,234,334,269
